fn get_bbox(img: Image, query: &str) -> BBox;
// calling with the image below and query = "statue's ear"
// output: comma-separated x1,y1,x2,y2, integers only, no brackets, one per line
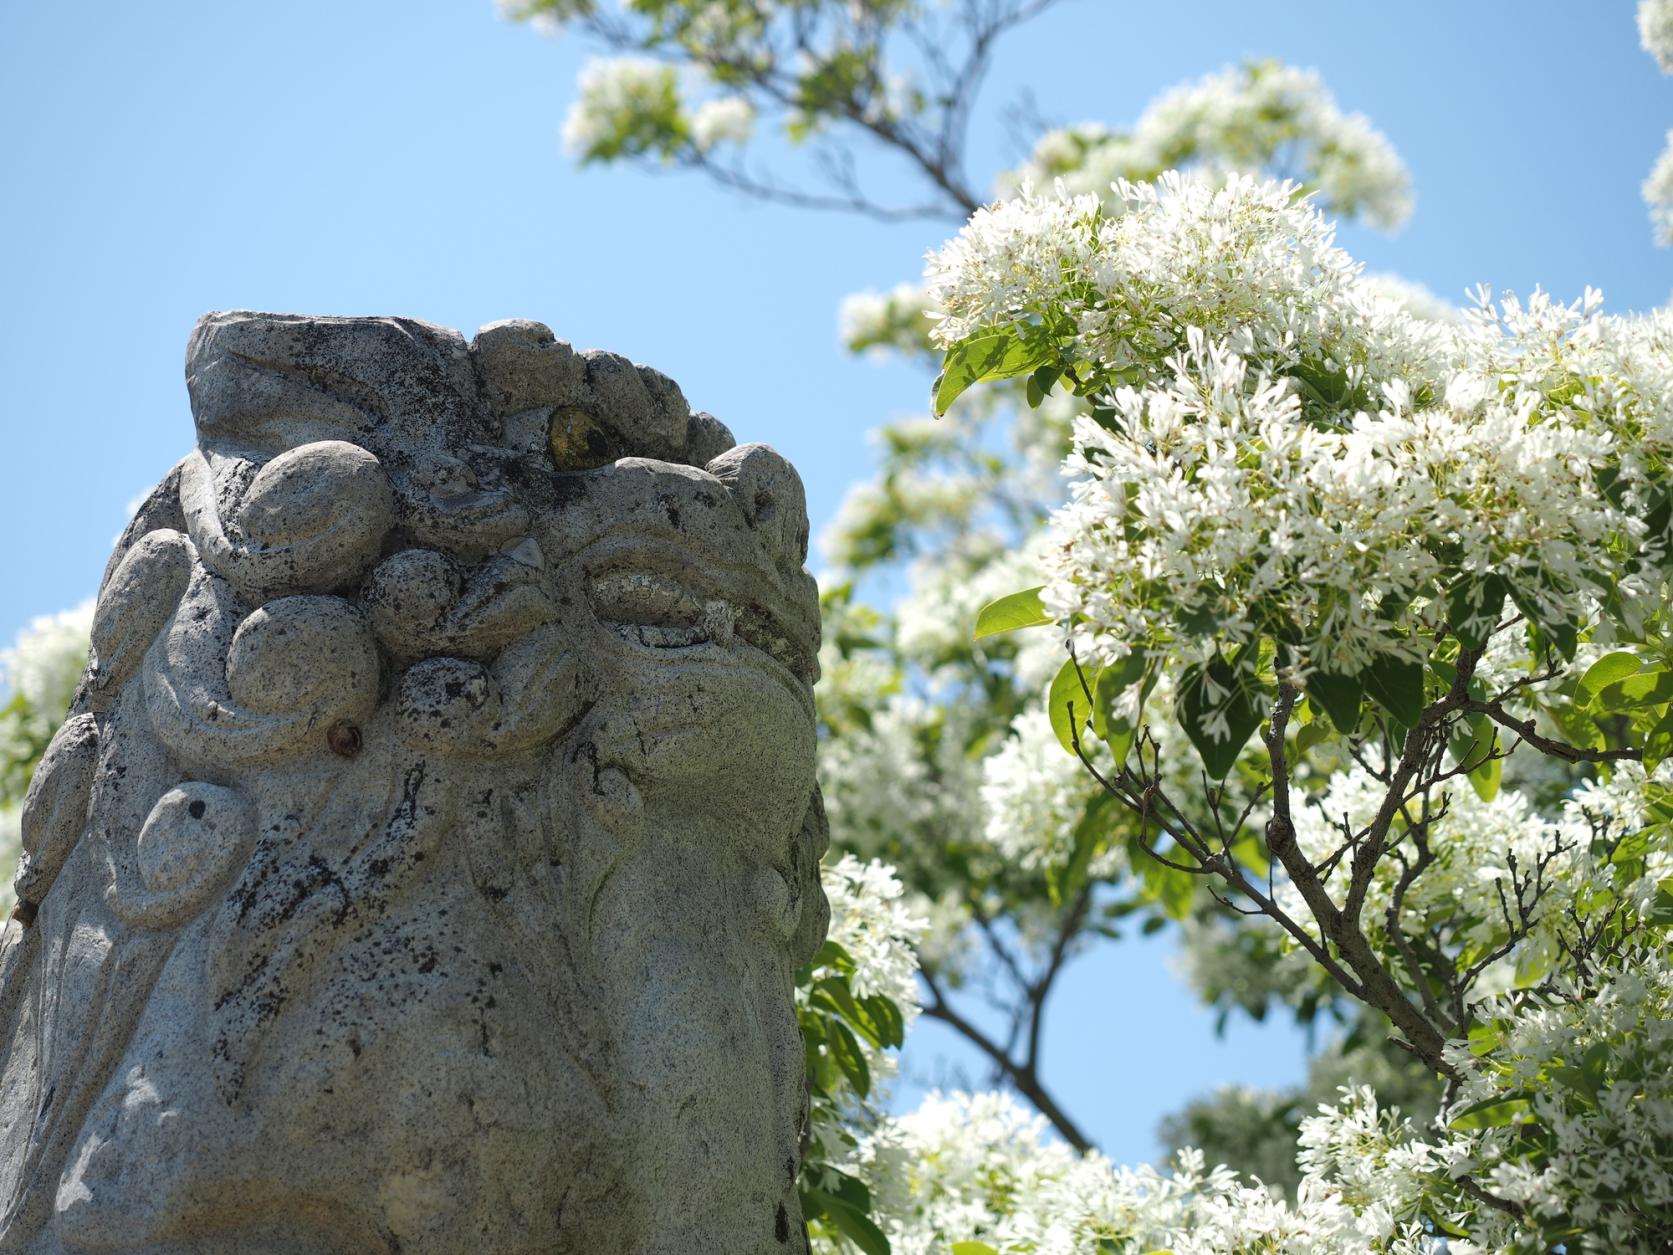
787,785,830,969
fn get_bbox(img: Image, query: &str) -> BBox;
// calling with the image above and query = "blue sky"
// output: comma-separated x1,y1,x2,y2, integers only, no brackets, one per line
2,1,1668,1165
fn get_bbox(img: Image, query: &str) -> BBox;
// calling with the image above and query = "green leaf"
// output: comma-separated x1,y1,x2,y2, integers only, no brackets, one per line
1294,719,1332,754
1577,651,1644,707
951,1245,1000,1255
973,586,1050,639
827,1019,871,1099
1593,666,1673,714
816,978,885,1050
861,994,906,1050
932,327,1051,416
1450,716,1500,802
1364,655,1424,728
805,1187,892,1255
1048,655,1099,757
1307,670,1363,735
1230,832,1268,878
1466,1021,1503,1057
1644,707,1673,772
1468,749,1502,803
1054,794,1111,906
1025,364,1061,409
1447,573,1507,650
1507,582,1578,661
1091,650,1146,758
1449,1093,1534,1131
808,940,856,974
1176,653,1265,780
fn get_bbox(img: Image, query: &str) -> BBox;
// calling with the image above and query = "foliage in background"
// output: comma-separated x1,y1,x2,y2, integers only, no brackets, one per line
816,58,1432,1180
1643,0,1673,245
0,604,90,915
930,154,1673,1249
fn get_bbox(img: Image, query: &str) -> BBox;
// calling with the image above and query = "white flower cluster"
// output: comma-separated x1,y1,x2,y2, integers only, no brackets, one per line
838,282,935,358
1642,0,1673,71
1441,952,1673,1252
856,1088,1442,1255
818,691,984,867
1647,131,1673,248
893,530,1062,690
818,462,990,571
923,184,1101,348
979,708,1108,874
801,854,927,1175
561,56,680,157
689,95,755,151
1002,62,1413,232
925,173,1673,680
561,55,752,159
0,601,92,914
819,853,929,1018
3,602,92,716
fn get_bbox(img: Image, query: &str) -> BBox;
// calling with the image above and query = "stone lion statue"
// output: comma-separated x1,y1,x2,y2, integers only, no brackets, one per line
0,314,829,1254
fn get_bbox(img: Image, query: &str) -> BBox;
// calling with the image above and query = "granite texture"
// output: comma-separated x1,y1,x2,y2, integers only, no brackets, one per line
0,314,828,1254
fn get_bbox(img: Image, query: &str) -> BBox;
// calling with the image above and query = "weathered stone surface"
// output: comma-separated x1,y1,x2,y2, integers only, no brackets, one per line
0,313,827,1254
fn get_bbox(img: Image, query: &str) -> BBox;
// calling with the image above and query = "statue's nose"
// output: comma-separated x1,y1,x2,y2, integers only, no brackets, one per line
706,443,810,579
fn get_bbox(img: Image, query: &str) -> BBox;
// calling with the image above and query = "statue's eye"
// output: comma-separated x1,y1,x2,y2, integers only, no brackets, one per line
548,407,620,472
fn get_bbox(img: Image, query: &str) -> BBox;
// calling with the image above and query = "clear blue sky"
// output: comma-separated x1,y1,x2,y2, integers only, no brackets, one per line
2,1,1667,1167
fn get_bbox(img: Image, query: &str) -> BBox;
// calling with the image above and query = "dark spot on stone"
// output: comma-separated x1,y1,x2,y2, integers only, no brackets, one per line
775,1204,789,1243
188,798,207,820
11,900,37,928
328,720,362,758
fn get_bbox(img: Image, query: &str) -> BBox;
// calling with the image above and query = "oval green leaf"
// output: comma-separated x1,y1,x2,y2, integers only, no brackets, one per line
974,586,1050,640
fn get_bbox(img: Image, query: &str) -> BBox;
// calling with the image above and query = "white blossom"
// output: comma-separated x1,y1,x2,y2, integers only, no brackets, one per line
3,601,92,715
819,853,927,1015
838,282,934,357
1647,130,1673,247
979,708,1107,874
0,601,92,916
689,95,754,150
1000,62,1413,232
926,174,1668,680
561,56,681,158
1642,0,1673,71
923,181,1101,347
857,1088,1442,1255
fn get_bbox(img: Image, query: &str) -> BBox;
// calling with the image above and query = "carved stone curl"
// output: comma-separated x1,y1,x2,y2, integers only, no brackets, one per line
0,313,828,1254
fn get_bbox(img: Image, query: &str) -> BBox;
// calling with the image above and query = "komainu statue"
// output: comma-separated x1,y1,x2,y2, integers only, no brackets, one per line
0,313,828,1254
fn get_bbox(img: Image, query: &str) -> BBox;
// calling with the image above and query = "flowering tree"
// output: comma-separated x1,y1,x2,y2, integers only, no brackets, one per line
927,163,1673,1248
